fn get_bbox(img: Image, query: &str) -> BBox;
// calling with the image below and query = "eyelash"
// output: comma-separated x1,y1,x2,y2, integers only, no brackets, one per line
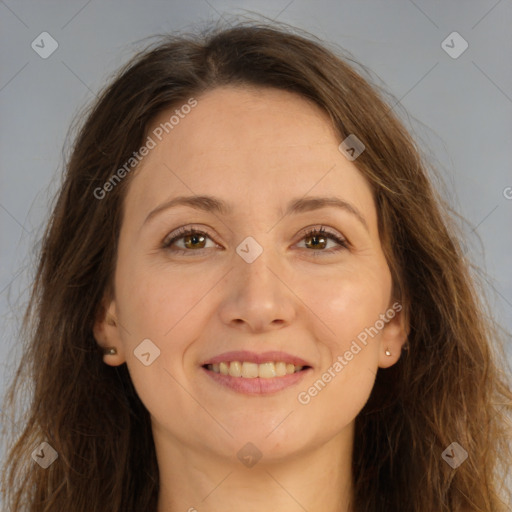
161,226,349,256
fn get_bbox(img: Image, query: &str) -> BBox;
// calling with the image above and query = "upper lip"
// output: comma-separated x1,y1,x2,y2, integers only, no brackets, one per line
201,350,312,367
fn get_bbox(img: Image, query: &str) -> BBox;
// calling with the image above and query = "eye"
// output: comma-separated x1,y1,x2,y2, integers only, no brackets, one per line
161,227,218,255
161,225,349,256
297,226,349,255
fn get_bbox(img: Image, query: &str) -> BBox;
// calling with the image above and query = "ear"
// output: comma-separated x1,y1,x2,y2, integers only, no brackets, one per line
92,297,125,366
378,301,409,369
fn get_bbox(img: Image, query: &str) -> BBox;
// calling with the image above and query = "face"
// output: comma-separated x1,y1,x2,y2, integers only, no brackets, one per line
94,86,406,465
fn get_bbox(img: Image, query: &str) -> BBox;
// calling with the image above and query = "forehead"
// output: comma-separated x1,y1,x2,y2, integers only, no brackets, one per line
124,86,376,227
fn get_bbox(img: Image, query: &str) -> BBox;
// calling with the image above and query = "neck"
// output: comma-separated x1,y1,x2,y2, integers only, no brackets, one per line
155,425,355,512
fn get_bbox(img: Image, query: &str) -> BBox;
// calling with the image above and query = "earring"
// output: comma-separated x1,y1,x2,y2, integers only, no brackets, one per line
103,347,117,355
385,349,392,356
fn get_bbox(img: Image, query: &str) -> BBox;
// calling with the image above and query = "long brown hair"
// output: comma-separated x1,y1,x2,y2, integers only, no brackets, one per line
2,20,511,511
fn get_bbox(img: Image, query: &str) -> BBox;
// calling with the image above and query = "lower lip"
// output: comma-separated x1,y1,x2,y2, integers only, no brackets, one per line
201,366,312,395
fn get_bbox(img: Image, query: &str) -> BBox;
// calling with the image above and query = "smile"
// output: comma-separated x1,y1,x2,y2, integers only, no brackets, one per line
202,362,312,395
204,361,306,378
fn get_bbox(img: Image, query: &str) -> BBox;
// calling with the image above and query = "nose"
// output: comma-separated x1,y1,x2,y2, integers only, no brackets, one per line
217,242,297,333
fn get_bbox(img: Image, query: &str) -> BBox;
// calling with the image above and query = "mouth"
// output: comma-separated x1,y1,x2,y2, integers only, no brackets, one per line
202,361,311,378
200,358,313,395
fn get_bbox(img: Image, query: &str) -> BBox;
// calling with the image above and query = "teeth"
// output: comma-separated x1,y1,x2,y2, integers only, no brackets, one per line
242,362,259,378
275,361,287,376
229,361,242,377
206,361,306,378
258,362,276,378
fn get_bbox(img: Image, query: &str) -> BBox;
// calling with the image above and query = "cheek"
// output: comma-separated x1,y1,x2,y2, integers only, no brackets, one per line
302,260,392,353
114,256,220,399
115,253,207,341
297,351,378,435
294,261,391,424
113,261,211,427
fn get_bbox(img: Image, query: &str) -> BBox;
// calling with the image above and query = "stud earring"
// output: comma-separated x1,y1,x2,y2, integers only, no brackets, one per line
385,349,392,356
103,347,117,355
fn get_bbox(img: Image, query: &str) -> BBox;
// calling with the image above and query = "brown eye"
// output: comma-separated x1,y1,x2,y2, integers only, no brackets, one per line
162,228,216,254
304,232,328,249
182,233,207,249
299,227,349,254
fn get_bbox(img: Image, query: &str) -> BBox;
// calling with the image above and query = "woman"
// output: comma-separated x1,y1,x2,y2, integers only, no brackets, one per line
2,21,511,511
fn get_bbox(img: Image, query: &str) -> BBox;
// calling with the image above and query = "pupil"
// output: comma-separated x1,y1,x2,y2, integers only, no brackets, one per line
186,234,204,248
310,235,325,248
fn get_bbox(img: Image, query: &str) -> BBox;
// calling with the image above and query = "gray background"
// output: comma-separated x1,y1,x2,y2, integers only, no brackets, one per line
1,0,511,494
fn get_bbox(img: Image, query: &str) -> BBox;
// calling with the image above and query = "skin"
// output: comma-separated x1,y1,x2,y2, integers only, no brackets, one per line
93,86,408,512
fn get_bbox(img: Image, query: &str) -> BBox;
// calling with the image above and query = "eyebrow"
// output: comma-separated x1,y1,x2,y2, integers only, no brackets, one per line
143,194,369,232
